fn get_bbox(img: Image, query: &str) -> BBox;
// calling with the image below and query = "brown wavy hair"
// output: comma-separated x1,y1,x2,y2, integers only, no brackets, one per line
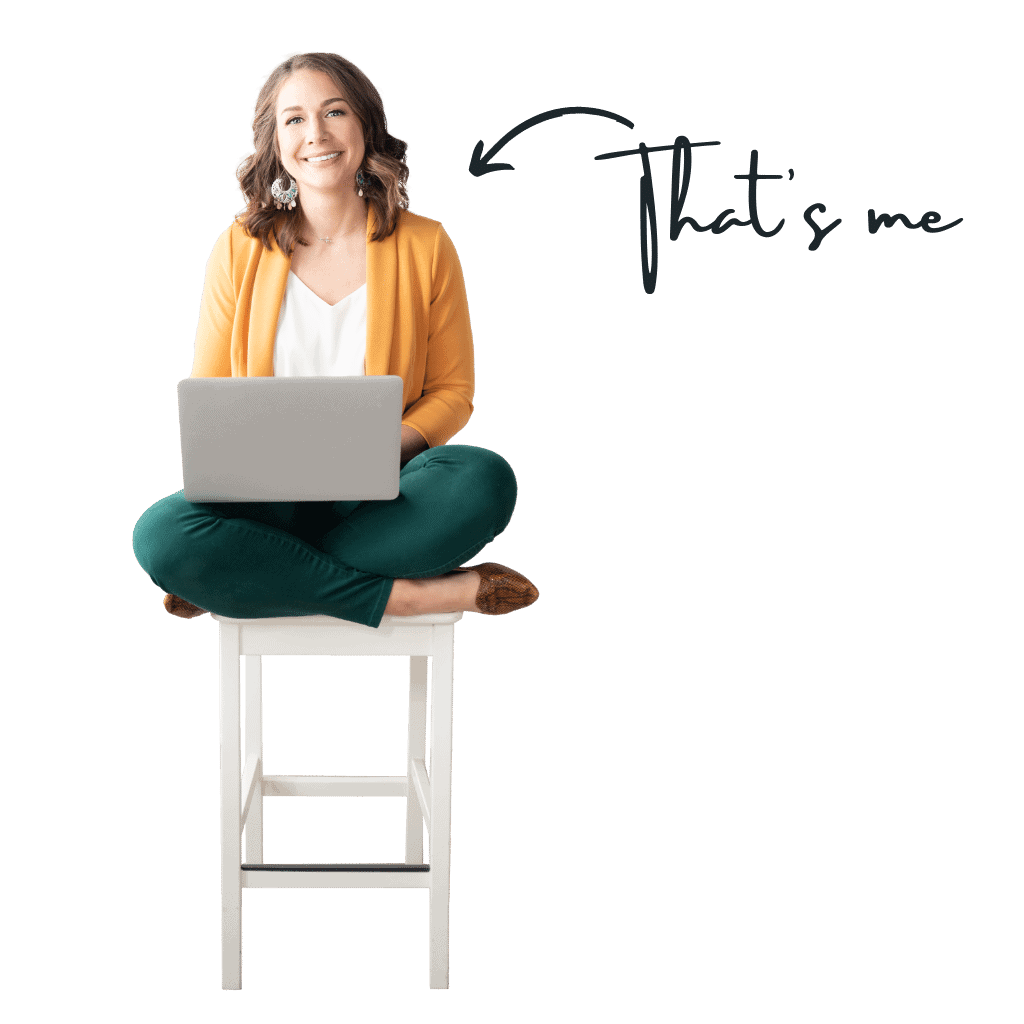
236,53,409,252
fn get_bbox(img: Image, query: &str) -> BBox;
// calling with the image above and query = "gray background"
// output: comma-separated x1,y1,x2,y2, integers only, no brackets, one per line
3,2,1018,1021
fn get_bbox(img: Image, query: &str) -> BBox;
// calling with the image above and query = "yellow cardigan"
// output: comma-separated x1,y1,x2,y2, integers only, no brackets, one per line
191,207,475,448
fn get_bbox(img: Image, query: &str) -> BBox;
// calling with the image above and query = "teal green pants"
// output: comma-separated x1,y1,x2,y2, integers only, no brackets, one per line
132,445,517,628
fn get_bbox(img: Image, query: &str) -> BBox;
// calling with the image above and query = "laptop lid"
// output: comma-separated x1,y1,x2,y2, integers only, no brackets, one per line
178,376,403,502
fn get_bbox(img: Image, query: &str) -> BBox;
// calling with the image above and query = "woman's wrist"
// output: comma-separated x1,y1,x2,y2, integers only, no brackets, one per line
399,424,428,467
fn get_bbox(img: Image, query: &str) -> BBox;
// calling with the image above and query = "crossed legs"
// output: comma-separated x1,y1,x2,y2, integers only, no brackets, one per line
133,445,519,628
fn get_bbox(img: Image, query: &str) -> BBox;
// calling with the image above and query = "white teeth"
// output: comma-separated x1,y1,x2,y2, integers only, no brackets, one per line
306,152,341,162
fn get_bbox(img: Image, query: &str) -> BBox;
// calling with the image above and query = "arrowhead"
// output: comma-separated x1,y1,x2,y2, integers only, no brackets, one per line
469,140,514,177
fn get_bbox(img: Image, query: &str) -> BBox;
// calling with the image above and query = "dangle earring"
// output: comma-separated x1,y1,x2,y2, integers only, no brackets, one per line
355,170,367,197
271,176,298,210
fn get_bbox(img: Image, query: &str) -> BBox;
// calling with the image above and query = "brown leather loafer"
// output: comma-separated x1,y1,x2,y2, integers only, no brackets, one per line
463,562,539,615
163,593,208,619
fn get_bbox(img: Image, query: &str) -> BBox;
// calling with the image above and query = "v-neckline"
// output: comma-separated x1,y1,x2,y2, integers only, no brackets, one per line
289,271,366,309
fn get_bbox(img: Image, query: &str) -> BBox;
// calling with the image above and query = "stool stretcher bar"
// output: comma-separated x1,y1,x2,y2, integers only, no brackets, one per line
243,872,432,888
262,774,410,797
243,863,430,871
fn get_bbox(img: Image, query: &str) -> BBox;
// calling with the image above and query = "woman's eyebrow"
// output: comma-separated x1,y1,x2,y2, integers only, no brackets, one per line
280,97,347,115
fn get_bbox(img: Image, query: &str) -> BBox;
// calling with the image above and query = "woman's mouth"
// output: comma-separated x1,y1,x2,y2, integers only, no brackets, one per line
305,151,342,164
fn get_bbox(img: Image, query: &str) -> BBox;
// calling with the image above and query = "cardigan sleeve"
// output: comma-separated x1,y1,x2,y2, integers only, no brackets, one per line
401,224,477,448
190,225,235,377
399,225,475,447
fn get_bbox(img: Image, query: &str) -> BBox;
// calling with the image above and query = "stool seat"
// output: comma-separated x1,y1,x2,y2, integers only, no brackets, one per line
212,611,463,625
215,610,461,989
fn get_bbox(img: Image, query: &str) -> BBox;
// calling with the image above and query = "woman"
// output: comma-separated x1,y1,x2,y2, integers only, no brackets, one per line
133,52,537,627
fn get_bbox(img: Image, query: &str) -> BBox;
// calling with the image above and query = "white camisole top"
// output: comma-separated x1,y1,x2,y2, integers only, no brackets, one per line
272,272,367,377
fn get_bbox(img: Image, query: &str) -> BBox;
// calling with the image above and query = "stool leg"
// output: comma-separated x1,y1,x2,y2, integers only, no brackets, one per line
244,655,263,864
429,627,454,989
405,656,427,864
219,622,242,990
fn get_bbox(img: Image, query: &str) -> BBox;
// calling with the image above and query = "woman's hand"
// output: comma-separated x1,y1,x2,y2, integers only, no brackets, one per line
400,424,429,467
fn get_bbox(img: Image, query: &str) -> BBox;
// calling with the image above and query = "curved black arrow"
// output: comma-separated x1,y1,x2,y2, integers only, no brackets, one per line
470,106,634,176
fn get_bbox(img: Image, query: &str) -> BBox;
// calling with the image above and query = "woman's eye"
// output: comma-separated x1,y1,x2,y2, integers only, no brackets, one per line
284,109,344,126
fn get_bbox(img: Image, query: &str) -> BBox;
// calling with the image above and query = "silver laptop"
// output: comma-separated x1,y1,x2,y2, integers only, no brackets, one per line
178,377,403,501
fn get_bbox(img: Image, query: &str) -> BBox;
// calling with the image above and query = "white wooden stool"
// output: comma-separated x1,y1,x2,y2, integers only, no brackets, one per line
213,610,462,990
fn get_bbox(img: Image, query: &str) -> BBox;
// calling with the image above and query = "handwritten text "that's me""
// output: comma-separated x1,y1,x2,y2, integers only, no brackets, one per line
596,136,963,294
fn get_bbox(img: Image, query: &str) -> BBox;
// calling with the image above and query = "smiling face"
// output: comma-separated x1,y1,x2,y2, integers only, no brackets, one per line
274,69,366,201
